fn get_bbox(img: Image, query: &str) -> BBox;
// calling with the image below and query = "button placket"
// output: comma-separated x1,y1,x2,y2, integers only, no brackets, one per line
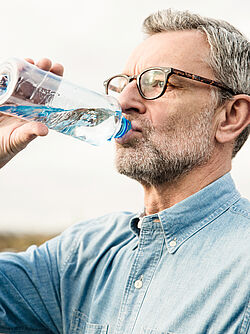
115,217,165,333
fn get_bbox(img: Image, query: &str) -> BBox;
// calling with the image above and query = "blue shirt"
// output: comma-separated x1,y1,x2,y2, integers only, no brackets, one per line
0,173,250,334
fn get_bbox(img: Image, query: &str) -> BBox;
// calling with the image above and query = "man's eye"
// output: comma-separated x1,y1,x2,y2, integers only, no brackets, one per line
152,80,164,88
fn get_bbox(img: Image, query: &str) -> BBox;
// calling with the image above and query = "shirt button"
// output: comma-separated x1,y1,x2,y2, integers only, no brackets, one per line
134,275,143,289
169,239,177,247
134,280,143,289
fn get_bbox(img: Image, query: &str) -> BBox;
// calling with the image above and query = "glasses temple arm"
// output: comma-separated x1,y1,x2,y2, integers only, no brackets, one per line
171,68,235,94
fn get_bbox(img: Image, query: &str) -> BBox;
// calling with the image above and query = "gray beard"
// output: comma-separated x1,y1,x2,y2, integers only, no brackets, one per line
115,107,215,186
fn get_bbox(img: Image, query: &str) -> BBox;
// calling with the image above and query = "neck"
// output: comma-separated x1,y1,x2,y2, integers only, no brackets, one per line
142,155,231,216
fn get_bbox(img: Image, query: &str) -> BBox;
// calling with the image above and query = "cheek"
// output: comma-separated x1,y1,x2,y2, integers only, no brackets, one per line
146,100,172,126
147,99,189,131
148,92,212,131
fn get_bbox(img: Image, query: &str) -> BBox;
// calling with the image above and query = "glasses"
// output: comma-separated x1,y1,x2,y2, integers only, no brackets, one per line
103,67,235,100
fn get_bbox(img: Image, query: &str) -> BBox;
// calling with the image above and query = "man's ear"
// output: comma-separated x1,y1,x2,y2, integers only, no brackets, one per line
215,94,250,144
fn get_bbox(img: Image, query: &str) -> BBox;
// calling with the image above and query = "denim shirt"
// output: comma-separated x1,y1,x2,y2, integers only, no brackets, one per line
0,173,250,334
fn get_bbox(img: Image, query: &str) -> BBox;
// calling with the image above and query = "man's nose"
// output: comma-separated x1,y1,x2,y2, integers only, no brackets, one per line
118,81,146,115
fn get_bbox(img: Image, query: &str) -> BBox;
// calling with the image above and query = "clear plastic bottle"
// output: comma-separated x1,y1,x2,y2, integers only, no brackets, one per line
0,58,131,145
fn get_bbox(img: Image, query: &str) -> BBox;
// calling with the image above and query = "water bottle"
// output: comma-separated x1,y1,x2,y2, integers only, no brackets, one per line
0,58,131,145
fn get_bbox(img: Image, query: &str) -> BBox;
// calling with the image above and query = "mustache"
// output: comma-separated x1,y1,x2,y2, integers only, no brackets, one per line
123,115,154,133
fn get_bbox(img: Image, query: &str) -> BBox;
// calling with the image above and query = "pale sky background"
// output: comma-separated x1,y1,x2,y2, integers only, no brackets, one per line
0,0,249,234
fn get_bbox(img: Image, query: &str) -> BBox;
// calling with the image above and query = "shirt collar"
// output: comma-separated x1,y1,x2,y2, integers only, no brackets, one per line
130,173,241,253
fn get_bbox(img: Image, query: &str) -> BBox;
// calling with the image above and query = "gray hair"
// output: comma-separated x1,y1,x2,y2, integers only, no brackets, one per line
143,9,249,157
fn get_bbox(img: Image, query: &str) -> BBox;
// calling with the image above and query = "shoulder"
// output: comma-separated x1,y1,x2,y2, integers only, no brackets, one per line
225,197,250,253
55,211,136,272
60,211,136,240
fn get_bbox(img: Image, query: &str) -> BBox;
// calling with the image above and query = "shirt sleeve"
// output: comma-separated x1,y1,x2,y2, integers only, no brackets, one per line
0,236,62,333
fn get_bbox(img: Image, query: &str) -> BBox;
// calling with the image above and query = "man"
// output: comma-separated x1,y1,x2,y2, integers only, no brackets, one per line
0,9,249,334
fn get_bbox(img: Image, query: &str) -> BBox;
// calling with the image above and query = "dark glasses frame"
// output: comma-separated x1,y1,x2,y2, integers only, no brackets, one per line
103,66,235,100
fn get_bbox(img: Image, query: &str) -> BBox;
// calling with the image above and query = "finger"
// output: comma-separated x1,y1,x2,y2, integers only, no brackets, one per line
24,121,49,137
50,63,64,76
25,58,35,65
8,121,48,156
15,121,49,144
36,58,52,71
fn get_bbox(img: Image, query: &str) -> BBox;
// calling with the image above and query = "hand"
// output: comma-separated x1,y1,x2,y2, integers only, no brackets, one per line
0,58,64,169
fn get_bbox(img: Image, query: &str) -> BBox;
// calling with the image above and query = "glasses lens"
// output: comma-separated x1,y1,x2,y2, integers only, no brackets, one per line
140,69,165,98
107,76,128,98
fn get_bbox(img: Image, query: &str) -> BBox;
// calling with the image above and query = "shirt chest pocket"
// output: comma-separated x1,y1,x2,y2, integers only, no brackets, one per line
70,310,109,334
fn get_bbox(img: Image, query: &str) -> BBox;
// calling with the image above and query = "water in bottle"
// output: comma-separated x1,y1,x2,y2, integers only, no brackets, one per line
0,58,131,145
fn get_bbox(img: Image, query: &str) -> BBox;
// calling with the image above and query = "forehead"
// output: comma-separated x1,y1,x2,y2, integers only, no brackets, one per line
124,30,214,78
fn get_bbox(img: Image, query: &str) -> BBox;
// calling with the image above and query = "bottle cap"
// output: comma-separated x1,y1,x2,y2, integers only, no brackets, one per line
114,117,131,138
